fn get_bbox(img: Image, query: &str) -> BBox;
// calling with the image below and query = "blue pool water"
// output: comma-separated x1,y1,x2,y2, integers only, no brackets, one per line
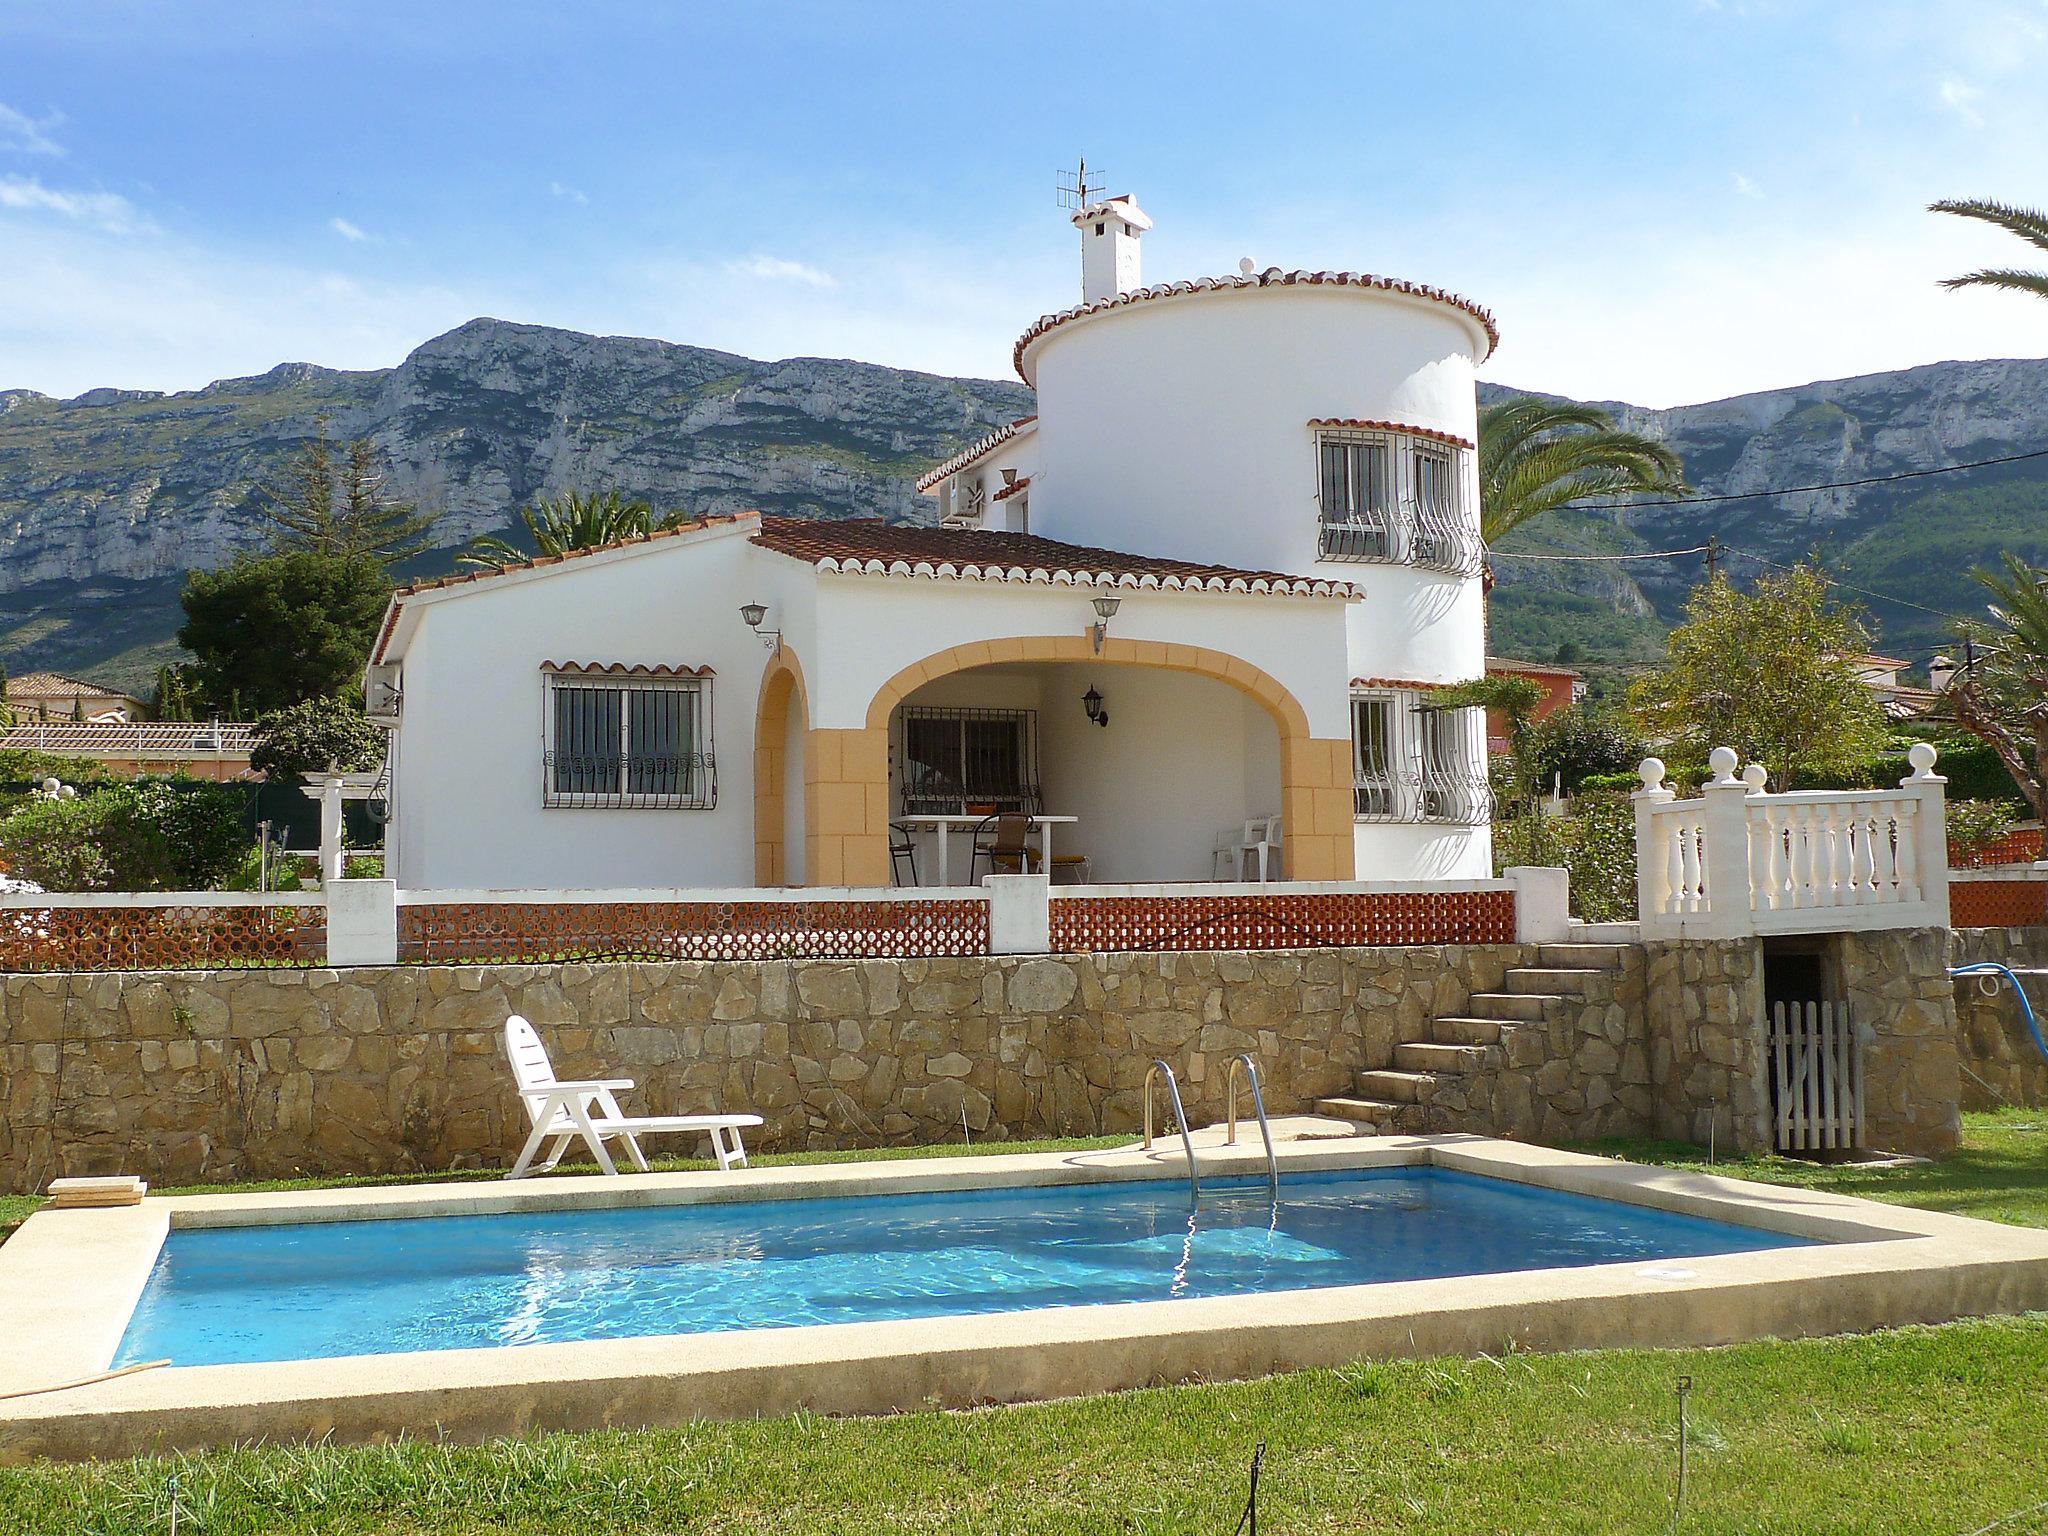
116,1169,1814,1367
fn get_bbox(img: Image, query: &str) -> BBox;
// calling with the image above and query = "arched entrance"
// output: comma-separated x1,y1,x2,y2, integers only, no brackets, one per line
752,649,810,885
785,635,1353,887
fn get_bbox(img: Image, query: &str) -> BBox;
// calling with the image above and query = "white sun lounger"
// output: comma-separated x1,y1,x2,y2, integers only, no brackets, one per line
502,1015,764,1178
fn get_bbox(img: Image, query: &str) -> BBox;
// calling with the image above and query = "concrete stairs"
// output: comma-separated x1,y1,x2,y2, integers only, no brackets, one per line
1316,944,1633,1134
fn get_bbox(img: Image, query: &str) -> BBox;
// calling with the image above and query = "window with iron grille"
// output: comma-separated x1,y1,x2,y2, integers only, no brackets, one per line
1350,690,1491,825
899,707,1040,816
1315,428,1481,574
543,671,715,809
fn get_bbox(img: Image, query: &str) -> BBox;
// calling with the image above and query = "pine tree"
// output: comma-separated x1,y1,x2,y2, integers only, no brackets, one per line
257,436,436,568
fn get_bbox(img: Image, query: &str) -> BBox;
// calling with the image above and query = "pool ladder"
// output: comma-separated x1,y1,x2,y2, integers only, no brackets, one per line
1142,1054,1281,1207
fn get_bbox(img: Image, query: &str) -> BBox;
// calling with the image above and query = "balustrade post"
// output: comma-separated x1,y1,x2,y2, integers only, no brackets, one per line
318,769,346,884
1901,741,1950,926
1697,746,1758,939
1633,758,1677,936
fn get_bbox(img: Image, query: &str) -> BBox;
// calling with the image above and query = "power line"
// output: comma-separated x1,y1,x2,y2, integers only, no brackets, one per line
1556,444,2048,513
1488,544,1712,562
1722,545,1981,624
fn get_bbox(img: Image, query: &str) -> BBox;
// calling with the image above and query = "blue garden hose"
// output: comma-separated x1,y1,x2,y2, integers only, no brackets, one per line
1950,962,2048,1065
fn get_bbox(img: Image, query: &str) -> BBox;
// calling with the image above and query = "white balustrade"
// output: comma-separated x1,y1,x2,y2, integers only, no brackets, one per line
1635,742,1950,939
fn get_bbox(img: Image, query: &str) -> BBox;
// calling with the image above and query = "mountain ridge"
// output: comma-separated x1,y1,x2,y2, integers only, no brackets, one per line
2,317,2043,691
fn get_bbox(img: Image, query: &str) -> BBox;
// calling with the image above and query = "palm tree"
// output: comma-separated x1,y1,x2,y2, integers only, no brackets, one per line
1478,398,1686,546
1930,198,2048,302
1946,553,2048,823
461,491,689,569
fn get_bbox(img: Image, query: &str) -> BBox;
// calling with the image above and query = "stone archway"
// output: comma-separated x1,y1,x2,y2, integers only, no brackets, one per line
796,634,1353,887
752,648,810,885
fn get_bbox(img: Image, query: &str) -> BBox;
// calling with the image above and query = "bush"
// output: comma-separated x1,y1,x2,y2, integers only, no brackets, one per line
1526,708,1640,797
1791,737,2029,809
250,697,385,782
1494,792,1637,922
341,853,384,879
0,779,250,891
1946,799,2022,864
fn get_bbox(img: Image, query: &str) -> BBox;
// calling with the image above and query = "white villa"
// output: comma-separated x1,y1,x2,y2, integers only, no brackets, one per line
367,189,1499,890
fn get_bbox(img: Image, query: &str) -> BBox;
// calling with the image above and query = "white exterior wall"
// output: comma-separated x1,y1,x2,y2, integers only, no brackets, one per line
387,530,812,889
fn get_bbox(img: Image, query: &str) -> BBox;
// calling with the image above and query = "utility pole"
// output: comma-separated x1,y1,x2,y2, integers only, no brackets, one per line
1703,536,1722,583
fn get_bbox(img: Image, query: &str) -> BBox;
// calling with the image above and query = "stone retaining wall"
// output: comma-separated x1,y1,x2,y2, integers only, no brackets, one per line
0,947,1535,1194
1950,927,2048,1109
0,926,1995,1193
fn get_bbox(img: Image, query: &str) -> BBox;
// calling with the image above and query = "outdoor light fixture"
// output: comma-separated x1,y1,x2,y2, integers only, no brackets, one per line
1090,592,1120,653
1082,685,1109,728
739,602,781,654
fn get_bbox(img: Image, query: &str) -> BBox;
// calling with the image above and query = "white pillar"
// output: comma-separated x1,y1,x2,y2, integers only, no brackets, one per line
1902,741,1950,926
325,878,398,966
1505,865,1570,943
1632,757,1676,935
318,772,345,884
1697,746,1756,939
985,873,1051,955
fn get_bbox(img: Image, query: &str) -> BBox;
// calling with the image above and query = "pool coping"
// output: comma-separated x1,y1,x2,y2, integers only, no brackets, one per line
3,1133,2047,1462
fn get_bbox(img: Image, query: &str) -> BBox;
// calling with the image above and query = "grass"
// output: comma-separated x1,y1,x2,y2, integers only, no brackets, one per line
1,1117,2045,1533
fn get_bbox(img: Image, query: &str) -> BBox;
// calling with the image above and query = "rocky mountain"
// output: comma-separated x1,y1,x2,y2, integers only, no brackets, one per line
3,317,2044,693
1481,357,2048,669
0,319,1032,690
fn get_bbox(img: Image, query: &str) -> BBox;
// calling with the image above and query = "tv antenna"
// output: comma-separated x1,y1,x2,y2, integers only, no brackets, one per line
1056,155,1106,211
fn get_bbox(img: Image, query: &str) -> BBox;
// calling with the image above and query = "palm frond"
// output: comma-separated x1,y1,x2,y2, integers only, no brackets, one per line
1938,267,2048,299
1930,198,2048,256
1479,397,1686,545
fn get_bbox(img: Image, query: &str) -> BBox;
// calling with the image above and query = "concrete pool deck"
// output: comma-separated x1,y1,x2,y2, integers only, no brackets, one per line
3,1130,2047,1462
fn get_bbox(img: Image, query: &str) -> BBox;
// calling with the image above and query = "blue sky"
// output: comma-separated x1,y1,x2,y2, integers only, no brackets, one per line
4,1,2048,405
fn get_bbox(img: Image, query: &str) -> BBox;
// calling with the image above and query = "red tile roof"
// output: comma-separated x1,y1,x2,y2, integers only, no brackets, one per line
0,721,257,755
991,476,1031,502
913,416,1037,493
1015,269,1499,384
751,518,1359,598
7,670,138,701
1308,419,1476,452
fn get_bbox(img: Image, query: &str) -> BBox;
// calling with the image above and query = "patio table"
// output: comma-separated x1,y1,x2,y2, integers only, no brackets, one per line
894,814,1077,887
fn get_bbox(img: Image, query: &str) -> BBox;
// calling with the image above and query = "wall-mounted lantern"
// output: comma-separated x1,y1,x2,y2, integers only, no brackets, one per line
739,602,781,654
1082,685,1109,728
1090,592,1120,654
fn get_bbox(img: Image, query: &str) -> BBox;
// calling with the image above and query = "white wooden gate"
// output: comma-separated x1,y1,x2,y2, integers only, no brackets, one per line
1769,1001,1863,1152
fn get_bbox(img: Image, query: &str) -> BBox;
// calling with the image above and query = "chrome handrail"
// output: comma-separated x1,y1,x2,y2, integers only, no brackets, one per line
1143,1058,1200,1206
1224,1053,1280,1202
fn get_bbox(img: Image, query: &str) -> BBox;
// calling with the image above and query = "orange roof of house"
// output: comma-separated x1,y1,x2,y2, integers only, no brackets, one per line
913,416,1038,493
750,517,1360,598
7,671,138,700
1486,656,1584,680
1,721,257,755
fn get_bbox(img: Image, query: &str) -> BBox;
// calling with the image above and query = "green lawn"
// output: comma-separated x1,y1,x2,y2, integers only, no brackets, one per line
2,1118,2046,1534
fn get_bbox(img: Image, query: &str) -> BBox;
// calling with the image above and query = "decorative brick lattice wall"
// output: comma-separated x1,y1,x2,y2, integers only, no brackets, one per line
0,904,325,973
397,898,990,964
1049,890,1514,953
1951,880,2048,929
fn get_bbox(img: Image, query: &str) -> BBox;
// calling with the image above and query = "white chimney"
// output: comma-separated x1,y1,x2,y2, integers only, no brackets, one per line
1071,194,1150,304
1928,655,1957,693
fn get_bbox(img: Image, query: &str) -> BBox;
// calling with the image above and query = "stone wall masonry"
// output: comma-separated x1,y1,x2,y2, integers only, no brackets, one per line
1949,927,2048,1110
1,947,1537,1195
0,926,1990,1193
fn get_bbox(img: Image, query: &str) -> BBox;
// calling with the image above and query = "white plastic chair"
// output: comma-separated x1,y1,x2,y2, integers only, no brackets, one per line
502,1015,764,1178
1240,816,1283,882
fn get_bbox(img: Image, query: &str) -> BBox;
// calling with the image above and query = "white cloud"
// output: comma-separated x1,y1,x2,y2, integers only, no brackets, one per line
1732,172,1762,198
1938,76,1986,125
726,254,838,290
0,174,150,235
328,216,371,243
547,180,588,205
0,102,63,156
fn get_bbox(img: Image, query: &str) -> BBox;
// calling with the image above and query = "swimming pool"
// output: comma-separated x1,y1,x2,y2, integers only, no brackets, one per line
117,1167,1813,1367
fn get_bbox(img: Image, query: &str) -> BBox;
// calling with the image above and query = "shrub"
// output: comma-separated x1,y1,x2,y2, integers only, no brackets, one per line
1494,791,1637,922
0,780,249,892
1946,799,2022,864
250,697,385,782
341,853,384,879
1526,708,1640,796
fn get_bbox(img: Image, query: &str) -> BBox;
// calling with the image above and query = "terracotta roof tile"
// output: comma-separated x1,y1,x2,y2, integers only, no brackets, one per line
7,671,136,700
1309,418,1475,452
991,475,1031,502
913,416,1038,493
751,517,1359,599
1,721,257,755
1015,269,1499,384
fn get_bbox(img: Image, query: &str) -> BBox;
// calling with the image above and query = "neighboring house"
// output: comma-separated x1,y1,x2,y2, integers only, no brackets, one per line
1482,657,1586,754
371,188,1497,890
0,720,257,781
5,671,145,724
1855,653,1939,721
